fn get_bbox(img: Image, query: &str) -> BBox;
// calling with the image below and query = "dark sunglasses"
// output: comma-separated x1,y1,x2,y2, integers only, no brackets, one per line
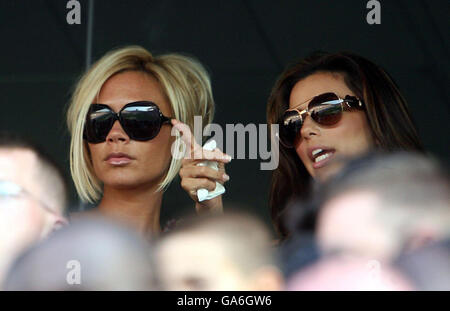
278,92,365,148
84,101,171,143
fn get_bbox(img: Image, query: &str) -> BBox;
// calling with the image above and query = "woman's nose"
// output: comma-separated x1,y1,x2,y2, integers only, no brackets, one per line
300,113,320,140
106,121,130,143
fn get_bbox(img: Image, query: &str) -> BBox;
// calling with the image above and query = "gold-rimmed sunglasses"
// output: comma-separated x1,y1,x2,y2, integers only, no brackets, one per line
278,92,364,148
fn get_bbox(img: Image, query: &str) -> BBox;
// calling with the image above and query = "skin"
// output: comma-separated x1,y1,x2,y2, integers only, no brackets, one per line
172,119,231,213
156,232,282,291
316,191,396,262
156,233,249,290
286,255,413,290
0,148,65,282
87,70,174,235
289,72,374,182
317,190,448,263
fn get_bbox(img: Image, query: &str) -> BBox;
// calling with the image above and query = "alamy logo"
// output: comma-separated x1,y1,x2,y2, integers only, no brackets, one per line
66,260,81,285
366,0,381,25
171,117,280,170
66,0,81,25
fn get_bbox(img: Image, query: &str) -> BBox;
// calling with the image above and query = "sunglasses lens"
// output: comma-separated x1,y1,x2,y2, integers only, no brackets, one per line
280,110,303,148
120,105,162,141
309,93,343,126
85,105,115,143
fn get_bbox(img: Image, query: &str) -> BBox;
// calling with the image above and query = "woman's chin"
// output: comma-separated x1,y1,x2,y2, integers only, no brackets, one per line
103,177,145,190
103,175,164,191
314,161,345,183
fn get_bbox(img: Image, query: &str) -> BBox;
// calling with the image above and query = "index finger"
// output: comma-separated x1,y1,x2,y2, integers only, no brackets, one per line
171,119,203,160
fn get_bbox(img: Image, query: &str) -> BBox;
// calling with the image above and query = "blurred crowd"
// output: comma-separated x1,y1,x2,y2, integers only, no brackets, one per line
0,131,449,291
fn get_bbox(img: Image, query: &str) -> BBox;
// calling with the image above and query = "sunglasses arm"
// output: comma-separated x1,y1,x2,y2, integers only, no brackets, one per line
162,116,173,124
344,96,365,109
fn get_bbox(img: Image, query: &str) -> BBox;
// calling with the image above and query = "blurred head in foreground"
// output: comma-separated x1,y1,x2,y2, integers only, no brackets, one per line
0,132,68,284
155,211,283,290
316,152,450,262
286,255,414,291
394,238,450,290
4,217,155,290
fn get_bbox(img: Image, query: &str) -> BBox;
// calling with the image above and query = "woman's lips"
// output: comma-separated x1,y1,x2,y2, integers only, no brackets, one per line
312,150,336,169
107,157,132,165
105,153,134,166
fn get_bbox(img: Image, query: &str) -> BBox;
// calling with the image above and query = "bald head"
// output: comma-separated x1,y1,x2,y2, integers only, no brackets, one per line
155,212,283,290
316,152,450,261
4,217,155,290
0,131,67,215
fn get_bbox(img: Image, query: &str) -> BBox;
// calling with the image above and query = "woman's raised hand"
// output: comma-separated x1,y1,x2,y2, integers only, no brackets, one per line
171,119,231,213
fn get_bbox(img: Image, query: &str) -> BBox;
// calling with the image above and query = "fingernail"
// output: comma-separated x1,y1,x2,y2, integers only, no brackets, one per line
223,174,230,181
224,155,232,162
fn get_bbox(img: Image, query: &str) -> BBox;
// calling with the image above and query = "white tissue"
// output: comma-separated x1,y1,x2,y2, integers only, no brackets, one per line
196,140,226,202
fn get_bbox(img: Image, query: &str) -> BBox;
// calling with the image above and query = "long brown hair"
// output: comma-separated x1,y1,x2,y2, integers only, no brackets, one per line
267,51,424,239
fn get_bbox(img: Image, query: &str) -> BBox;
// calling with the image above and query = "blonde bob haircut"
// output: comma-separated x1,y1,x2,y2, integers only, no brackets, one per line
67,46,214,203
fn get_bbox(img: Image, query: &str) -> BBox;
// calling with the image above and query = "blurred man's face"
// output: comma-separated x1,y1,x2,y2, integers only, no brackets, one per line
0,148,63,254
316,191,397,262
286,255,414,290
155,233,251,291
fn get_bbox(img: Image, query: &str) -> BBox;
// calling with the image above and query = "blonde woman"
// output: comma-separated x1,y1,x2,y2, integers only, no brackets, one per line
67,46,230,236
